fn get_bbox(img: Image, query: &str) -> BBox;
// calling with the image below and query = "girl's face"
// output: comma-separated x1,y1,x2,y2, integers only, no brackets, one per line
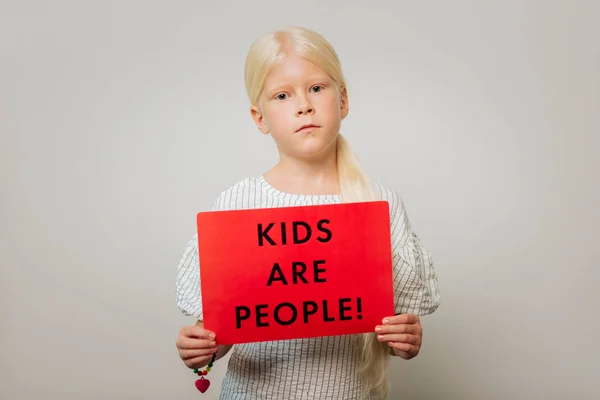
251,53,348,162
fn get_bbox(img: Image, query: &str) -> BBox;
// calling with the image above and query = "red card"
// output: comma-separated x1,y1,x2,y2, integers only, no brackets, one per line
196,201,394,344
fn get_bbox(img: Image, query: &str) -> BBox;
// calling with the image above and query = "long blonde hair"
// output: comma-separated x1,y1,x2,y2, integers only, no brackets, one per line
244,26,390,398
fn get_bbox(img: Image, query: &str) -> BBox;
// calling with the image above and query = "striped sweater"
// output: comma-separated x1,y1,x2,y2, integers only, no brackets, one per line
176,175,441,399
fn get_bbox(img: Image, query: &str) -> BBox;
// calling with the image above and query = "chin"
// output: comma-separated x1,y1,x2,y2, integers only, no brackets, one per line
294,143,336,160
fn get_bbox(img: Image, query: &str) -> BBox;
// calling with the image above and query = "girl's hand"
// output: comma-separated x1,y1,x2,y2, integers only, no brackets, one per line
176,324,219,369
375,314,423,359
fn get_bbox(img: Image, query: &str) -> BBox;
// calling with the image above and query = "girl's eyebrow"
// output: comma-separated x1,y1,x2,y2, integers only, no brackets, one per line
265,75,331,94
264,83,290,94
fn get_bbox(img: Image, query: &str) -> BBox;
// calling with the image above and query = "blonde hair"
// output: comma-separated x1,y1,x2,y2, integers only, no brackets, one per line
244,26,390,398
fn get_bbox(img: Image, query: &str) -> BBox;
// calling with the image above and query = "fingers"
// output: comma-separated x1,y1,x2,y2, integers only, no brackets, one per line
387,342,420,359
387,341,418,352
180,347,218,360
376,333,421,345
382,313,420,325
176,325,217,351
375,314,422,336
180,326,216,340
177,336,219,368
176,325,220,369
177,337,216,350
183,354,215,369
375,323,419,335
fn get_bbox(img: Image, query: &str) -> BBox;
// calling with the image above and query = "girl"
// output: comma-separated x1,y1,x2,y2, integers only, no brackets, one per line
175,26,441,399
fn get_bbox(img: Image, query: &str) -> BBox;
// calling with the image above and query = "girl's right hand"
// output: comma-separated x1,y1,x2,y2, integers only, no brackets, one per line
176,324,219,369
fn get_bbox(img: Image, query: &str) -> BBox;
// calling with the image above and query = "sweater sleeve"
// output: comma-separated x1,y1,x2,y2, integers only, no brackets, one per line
175,233,203,319
175,196,223,320
377,183,441,315
175,178,255,320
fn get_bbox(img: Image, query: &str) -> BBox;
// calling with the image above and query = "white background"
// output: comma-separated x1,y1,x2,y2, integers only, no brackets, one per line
1,1,599,399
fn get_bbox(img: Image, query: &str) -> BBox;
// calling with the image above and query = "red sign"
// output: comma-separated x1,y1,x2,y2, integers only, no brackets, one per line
196,201,394,345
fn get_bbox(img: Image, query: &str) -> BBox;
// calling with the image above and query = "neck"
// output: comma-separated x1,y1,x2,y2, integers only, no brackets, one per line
265,145,340,195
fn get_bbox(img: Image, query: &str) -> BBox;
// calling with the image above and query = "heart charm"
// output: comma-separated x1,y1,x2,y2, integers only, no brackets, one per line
195,377,211,393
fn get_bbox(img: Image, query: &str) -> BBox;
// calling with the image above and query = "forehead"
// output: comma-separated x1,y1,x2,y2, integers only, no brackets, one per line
265,53,329,87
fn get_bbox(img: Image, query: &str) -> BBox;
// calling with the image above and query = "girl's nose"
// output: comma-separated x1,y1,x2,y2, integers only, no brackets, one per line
296,102,314,116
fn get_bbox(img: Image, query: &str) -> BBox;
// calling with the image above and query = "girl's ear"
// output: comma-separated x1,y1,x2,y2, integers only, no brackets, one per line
250,105,269,134
340,87,349,119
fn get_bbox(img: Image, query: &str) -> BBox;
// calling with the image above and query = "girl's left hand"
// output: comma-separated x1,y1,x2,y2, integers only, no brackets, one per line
375,314,423,359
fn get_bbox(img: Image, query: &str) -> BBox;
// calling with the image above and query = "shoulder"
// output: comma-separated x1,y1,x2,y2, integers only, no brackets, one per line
373,181,412,249
210,176,264,211
371,180,412,235
372,181,405,214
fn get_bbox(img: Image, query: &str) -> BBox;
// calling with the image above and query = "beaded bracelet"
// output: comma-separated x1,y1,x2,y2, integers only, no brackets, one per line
193,353,216,393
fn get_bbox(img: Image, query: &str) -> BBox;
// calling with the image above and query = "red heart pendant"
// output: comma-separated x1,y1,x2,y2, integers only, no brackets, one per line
195,377,211,393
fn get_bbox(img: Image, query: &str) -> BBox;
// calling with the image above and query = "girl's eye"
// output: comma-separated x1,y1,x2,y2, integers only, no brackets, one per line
311,85,323,93
276,93,288,100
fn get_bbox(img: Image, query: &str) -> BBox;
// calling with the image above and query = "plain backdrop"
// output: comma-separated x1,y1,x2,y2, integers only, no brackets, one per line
1,1,599,399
